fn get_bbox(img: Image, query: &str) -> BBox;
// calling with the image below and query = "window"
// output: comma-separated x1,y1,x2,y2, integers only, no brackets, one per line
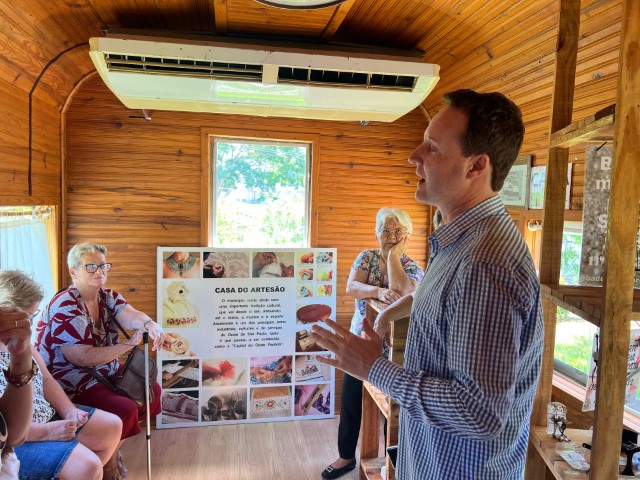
554,226,594,386
0,206,57,340
211,138,310,247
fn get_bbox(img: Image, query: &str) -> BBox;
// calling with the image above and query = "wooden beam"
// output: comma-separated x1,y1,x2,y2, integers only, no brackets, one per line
590,0,640,477
320,0,356,42
418,104,432,123
526,1,580,477
213,0,228,35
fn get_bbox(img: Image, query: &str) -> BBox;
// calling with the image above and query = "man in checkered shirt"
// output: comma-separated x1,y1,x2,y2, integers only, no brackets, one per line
312,89,544,479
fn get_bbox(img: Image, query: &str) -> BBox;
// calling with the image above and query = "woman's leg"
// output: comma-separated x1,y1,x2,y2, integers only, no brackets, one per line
57,443,103,480
323,372,363,475
337,373,363,460
73,383,142,439
76,409,123,465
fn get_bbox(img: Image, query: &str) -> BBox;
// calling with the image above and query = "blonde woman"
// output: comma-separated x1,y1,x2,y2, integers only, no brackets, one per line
0,270,122,480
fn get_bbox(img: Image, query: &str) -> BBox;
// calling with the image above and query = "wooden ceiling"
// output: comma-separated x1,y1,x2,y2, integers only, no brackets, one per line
0,0,562,105
0,0,620,129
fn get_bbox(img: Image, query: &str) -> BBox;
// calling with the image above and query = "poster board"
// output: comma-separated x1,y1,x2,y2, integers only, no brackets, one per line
528,163,572,210
583,329,640,411
156,247,336,428
579,145,640,287
499,155,531,208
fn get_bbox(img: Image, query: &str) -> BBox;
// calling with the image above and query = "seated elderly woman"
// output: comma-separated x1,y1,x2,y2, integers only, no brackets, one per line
34,243,165,478
0,270,123,480
322,207,424,479
0,306,34,478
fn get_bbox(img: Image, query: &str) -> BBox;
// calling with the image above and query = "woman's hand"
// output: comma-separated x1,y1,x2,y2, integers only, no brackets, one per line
374,309,392,345
46,419,79,441
377,287,401,304
388,235,408,257
0,307,32,358
274,357,291,376
143,319,165,351
63,408,89,428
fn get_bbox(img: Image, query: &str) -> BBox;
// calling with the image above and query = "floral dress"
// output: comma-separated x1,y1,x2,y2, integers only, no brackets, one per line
349,249,424,336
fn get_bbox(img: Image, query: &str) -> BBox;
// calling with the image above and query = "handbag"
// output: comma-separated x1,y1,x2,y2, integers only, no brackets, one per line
84,316,157,408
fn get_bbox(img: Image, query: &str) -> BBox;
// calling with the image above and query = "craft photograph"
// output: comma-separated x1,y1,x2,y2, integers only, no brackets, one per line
294,355,331,383
250,386,292,419
202,358,247,387
161,331,198,358
295,328,327,353
296,304,332,324
161,390,200,424
294,383,331,416
251,251,295,278
162,281,199,328
249,355,293,385
201,388,248,422
162,251,201,278
161,359,200,389
202,251,250,278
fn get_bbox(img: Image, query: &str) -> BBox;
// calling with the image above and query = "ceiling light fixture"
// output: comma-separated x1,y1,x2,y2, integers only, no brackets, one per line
254,0,347,10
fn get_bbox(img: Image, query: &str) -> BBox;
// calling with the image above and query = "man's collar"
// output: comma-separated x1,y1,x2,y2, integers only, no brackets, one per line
431,196,505,248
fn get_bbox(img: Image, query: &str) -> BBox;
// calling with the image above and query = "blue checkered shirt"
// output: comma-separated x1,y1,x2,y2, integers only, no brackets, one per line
369,196,544,479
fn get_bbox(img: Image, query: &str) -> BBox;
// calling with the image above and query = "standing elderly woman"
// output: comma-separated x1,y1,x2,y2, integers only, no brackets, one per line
0,270,123,480
321,208,424,480
35,243,165,478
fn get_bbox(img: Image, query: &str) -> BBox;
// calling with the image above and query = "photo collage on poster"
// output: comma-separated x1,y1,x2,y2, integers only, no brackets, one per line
156,248,337,428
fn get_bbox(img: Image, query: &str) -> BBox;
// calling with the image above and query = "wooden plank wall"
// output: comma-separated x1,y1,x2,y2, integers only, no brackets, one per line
0,78,61,206
420,0,621,212
65,76,431,407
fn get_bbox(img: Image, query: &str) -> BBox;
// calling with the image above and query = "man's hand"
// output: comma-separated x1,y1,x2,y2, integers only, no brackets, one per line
310,318,384,381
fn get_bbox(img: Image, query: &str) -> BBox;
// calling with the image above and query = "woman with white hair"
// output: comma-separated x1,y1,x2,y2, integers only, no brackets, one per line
321,207,424,479
34,243,165,478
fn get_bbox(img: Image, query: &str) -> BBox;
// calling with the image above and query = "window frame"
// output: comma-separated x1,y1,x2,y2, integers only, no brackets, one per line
200,128,320,248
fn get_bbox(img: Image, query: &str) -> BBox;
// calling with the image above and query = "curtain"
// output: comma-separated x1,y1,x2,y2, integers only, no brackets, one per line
0,216,56,328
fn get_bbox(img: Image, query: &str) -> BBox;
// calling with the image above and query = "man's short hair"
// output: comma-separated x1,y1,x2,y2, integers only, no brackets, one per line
444,89,525,192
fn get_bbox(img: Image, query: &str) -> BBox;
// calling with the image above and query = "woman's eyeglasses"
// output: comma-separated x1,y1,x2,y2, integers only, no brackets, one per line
27,309,41,321
380,229,407,236
77,263,112,273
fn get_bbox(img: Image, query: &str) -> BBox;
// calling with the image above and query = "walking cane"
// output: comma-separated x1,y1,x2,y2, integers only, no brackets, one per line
143,332,152,480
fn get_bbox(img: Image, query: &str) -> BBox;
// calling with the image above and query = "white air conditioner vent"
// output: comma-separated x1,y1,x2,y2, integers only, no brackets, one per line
90,33,440,122
277,67,416,91
104,53,264,81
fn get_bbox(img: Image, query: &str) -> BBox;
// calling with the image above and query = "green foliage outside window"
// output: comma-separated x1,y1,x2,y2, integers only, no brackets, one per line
213,140,308,247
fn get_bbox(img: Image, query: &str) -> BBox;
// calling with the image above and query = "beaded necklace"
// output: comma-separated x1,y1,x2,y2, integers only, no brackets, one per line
166,253,197,276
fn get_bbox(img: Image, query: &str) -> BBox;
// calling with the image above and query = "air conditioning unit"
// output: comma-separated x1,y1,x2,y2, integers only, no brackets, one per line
89,32,440,122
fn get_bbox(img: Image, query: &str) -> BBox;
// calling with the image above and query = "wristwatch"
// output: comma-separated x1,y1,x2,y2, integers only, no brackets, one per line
3,359,38,388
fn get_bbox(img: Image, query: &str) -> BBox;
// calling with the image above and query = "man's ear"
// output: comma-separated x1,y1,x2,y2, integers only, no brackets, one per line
466,153,491,179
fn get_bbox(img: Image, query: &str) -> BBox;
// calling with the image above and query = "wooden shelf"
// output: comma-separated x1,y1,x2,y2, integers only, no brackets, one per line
541,284,640,327
363,382,390,420
360,458,385,480
549,104,615,148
